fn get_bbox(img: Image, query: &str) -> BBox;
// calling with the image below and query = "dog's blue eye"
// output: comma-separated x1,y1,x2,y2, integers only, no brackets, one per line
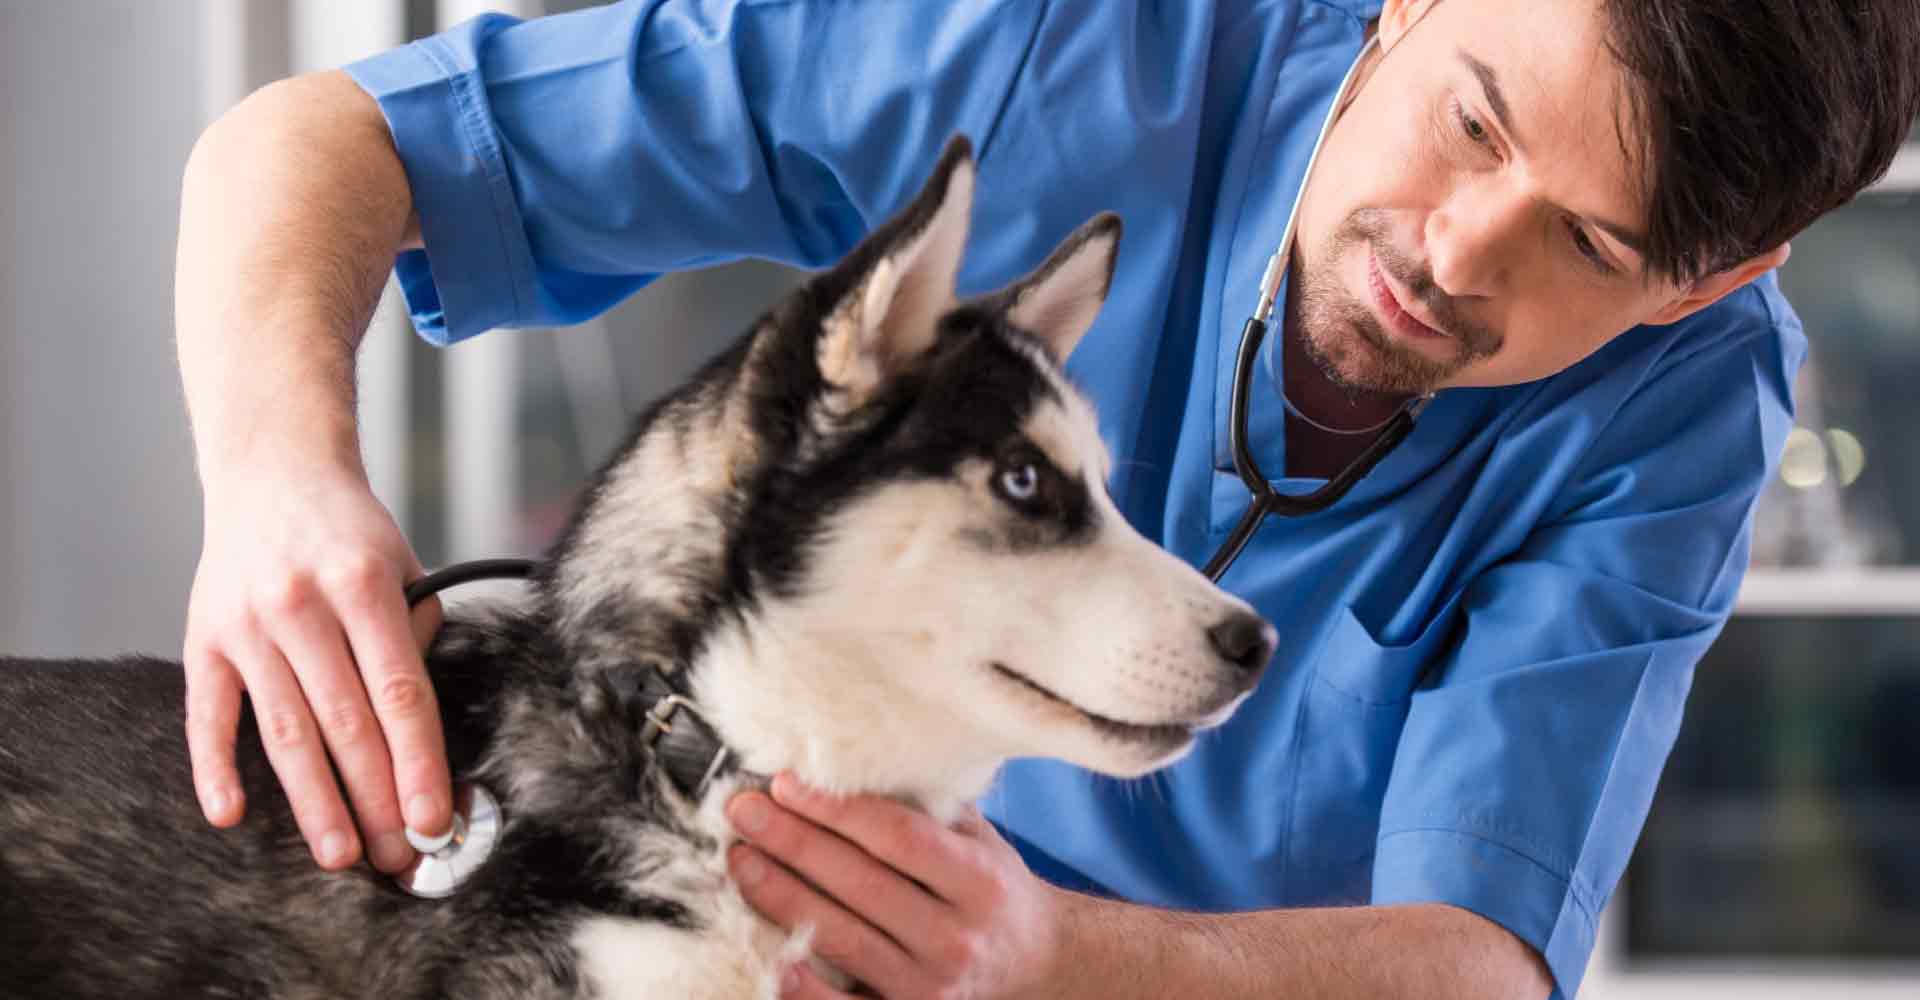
999,463,1040,501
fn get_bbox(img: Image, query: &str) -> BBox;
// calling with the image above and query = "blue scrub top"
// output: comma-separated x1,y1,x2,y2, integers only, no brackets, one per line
346,2,1805,996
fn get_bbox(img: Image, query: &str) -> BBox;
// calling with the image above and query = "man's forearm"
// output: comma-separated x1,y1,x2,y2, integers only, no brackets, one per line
174,69,419,491
1043,890,1554,1000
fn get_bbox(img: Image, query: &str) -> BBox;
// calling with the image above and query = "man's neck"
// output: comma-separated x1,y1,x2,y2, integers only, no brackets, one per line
1279,313,1411,479
1278,17,1409,479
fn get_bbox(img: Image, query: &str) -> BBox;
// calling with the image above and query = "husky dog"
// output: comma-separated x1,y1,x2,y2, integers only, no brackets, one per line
0,136,1275,999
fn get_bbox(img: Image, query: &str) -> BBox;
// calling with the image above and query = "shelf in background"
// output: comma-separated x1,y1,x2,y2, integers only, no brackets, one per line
1737,567,1920,615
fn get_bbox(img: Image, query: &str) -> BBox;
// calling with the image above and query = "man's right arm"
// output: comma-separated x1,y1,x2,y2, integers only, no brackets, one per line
174,0,1053,873
174,69,448,875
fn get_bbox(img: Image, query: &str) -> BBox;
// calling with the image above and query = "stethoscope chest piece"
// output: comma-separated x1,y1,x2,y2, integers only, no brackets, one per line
395,782,502,899
390,558,532,899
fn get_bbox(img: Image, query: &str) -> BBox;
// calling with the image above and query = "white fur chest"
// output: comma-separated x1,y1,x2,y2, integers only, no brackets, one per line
567,783,816,1000
570,891,799,1000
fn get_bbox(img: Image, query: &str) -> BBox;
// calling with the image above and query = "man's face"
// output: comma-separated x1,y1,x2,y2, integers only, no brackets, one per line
1290,0,1704,394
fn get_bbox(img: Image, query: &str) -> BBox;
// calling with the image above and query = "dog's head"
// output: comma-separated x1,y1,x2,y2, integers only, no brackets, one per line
686,136,1276,794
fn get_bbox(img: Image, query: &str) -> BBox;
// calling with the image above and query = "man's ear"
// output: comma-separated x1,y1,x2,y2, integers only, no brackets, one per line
1644,242,1792,326
1378,0,1446,52
982,213,1122,366
817,135,974,401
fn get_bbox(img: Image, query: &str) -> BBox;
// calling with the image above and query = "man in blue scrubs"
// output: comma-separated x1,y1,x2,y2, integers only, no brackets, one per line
174,0,1920,996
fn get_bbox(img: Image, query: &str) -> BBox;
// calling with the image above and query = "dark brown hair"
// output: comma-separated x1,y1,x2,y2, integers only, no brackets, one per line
1601,0,1920,284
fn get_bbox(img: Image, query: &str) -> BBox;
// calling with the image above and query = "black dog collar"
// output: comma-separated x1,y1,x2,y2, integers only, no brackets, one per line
630,666,740,800
406,558,743,802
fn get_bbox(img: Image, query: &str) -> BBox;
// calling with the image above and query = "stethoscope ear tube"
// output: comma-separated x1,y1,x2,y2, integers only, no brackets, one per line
1201,33,1415,585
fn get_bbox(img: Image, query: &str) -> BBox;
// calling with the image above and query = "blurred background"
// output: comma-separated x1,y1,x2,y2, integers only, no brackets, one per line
0,2,1913,995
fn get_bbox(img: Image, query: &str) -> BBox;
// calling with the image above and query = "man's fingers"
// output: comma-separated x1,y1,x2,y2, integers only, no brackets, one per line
266,593,412,874
780,961,858,1000
727,844,927,997
228,635,362,870
184,651,246,827
327,562,450,840
767,774,995,910
728,791,955,961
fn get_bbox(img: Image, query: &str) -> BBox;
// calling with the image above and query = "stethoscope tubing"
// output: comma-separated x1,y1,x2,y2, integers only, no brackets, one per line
1202,33,1431,583
1204,317,1421,582
404,558,539,608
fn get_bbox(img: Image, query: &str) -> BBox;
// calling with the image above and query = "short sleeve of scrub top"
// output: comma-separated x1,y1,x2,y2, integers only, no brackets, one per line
341,0,1048,345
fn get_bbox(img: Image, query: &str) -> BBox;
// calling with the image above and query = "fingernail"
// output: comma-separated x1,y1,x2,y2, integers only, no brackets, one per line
320,830,355,867
729,794,771,836
771,771,803,803
781,964,801,993
372,831,413,872
406,793,439,830
204,787,230,818
734,847,767,886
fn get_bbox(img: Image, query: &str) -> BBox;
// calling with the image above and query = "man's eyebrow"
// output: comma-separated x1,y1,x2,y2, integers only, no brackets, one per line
1591,217,1650,259
1459,48,1651,261
1460,49,1520,154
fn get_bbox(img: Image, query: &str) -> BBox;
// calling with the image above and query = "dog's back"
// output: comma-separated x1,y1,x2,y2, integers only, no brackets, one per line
0,135,1276,999
1,657,365,996
0,652,542,999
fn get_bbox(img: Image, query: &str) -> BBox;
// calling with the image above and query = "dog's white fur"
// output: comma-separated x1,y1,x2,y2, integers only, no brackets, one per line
572,778,814,1000
565,156,1265,999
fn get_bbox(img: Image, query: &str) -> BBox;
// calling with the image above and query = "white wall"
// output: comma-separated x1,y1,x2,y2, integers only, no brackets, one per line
1,2,209,657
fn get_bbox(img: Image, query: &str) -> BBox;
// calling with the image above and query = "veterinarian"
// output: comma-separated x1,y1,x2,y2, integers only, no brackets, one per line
174,0,1919,997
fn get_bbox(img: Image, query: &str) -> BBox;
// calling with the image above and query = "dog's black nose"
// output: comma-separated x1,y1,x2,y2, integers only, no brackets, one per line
1208,613,1277,677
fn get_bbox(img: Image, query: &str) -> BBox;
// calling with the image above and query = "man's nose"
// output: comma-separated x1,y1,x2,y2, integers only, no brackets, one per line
1424,177,1527,298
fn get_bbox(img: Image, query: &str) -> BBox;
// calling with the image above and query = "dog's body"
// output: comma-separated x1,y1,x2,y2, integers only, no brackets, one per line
0,138,1274,999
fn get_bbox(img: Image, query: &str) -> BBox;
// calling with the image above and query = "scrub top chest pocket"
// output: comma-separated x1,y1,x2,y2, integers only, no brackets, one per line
1285,603,1457,900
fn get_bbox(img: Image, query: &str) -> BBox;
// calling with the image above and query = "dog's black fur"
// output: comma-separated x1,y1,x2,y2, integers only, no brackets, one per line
0,136,1131,999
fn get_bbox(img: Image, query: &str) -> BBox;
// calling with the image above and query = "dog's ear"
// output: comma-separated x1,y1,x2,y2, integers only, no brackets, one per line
818,135,975,399
984,212,1122,366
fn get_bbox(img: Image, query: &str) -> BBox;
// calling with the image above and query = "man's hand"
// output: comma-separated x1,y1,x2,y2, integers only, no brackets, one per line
183,468,449,874
727,774,1063,999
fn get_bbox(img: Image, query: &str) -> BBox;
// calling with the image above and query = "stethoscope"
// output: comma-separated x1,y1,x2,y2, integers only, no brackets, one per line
1200,33,1434,583
389,558,535,899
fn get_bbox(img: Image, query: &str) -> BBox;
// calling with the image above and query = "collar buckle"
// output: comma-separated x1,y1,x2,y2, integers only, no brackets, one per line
640,692,734,798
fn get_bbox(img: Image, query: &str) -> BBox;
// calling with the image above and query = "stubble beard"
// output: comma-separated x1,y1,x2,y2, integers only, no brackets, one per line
1290,209,1498,397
